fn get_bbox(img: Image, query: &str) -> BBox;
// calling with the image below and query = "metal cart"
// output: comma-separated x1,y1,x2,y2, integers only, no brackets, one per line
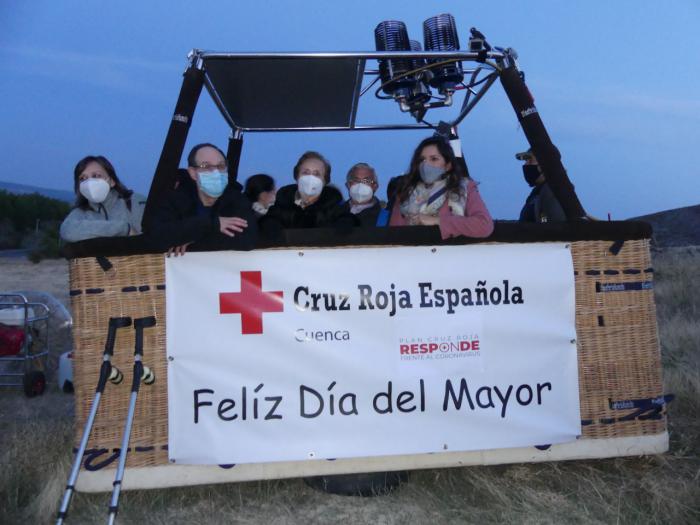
0,293,50,397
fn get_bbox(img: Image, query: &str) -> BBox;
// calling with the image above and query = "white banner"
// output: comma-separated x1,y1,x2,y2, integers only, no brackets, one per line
166,243,580,465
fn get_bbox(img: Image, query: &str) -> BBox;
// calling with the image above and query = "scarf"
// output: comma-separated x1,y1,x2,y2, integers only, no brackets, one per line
399,179,467,218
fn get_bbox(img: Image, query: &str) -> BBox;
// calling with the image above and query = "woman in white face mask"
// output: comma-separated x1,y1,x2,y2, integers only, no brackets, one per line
389,137,494,239
259,151,355,232
59,155,146,242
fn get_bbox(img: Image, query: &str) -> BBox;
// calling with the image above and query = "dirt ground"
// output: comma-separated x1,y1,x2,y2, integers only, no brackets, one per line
0,257,71,309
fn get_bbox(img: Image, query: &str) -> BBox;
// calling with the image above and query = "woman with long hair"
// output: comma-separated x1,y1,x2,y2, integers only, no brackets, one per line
59,155,145,242
389,136,493,239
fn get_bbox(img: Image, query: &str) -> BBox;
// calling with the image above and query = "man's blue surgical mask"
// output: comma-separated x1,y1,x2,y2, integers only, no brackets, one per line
198,170,228,198
419,162,445,185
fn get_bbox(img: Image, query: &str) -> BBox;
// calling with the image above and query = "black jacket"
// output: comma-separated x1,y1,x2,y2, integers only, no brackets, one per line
146,183,257,251
340,199,384,227
519,182,567,223
260,184,356,234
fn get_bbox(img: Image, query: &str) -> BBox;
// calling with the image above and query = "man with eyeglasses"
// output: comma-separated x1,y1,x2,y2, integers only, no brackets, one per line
148,143,257,255
340,162,388,227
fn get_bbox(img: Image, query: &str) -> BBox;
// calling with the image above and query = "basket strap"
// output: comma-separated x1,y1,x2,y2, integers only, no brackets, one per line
95,256,113,272
82,448,120,471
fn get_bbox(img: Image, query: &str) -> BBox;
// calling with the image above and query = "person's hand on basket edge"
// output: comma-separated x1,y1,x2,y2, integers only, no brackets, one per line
219,216,248,237
167,242,192,257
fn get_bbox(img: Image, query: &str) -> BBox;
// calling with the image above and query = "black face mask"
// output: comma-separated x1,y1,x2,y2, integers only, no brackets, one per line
522,164,541,187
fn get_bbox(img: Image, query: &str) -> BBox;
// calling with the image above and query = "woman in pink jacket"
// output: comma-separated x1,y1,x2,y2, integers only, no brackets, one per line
389,137,494,239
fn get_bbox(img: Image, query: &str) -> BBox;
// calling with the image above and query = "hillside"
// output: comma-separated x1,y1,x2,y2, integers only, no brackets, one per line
630,204,700,248
0,180,74,204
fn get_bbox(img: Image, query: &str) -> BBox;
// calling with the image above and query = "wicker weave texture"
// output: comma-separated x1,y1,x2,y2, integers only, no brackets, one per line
70,255,168,468
571,240,663,438
69,240,665,470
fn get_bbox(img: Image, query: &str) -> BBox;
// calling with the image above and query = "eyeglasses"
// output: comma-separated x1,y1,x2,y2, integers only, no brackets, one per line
348,177,376,186
194,162,227,172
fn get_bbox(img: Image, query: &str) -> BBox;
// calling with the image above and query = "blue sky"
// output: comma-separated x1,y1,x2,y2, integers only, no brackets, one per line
1,0,698,219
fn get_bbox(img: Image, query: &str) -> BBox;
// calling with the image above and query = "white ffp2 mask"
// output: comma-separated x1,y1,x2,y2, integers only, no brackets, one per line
349,183,373,204
298,175,323,198
79,178,111,204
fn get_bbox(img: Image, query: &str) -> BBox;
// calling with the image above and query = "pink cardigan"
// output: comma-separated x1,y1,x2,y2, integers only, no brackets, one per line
389,180,494,239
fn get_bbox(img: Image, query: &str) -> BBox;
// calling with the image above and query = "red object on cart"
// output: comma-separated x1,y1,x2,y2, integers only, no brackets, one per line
0,323,26,356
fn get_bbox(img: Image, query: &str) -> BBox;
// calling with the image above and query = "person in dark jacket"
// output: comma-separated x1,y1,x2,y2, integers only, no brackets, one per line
517,148,566,223
147,143,257,255
260,151,354,234
244,173,277,217
340,162,387,227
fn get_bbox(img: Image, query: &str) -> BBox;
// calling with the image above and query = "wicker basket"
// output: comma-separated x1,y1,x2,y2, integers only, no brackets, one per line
68,239,664,471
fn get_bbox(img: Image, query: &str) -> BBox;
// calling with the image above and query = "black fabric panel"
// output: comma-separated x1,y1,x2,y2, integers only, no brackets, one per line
227,136,243,184
143,65,205,231
204,57,362,129
499,66,586,220
61,220,652,259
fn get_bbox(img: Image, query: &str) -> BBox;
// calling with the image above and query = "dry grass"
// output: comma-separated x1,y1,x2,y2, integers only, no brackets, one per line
1,249,698,524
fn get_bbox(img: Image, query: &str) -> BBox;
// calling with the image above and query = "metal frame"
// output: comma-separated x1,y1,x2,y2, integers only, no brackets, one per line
0,293,50,388
197,50,504,133
144,40,586,225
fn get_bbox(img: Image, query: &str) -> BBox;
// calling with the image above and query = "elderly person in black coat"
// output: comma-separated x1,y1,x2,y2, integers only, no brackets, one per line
260,151,355,234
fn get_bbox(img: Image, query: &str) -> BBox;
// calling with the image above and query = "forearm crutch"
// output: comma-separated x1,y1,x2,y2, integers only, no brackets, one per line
107,316,156,525
56,316,132,525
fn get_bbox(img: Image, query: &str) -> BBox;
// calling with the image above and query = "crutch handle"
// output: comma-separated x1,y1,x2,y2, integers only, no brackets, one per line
104,317,132,356
133,316,156,357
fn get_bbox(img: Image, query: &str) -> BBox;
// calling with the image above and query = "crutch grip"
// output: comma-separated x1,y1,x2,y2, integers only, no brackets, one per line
133,316,157,357
104,317,132,356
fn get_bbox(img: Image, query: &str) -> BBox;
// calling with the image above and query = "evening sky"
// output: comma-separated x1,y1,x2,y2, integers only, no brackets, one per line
1,0,698,218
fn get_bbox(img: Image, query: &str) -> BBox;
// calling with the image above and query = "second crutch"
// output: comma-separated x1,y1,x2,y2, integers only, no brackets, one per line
107,316,157,525
56,316,132,525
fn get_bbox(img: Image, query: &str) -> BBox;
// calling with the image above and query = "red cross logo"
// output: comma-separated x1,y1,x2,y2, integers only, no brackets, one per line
219,271,284,335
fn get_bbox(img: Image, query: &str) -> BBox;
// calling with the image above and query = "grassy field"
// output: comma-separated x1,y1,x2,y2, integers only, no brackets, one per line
1,249,698,524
